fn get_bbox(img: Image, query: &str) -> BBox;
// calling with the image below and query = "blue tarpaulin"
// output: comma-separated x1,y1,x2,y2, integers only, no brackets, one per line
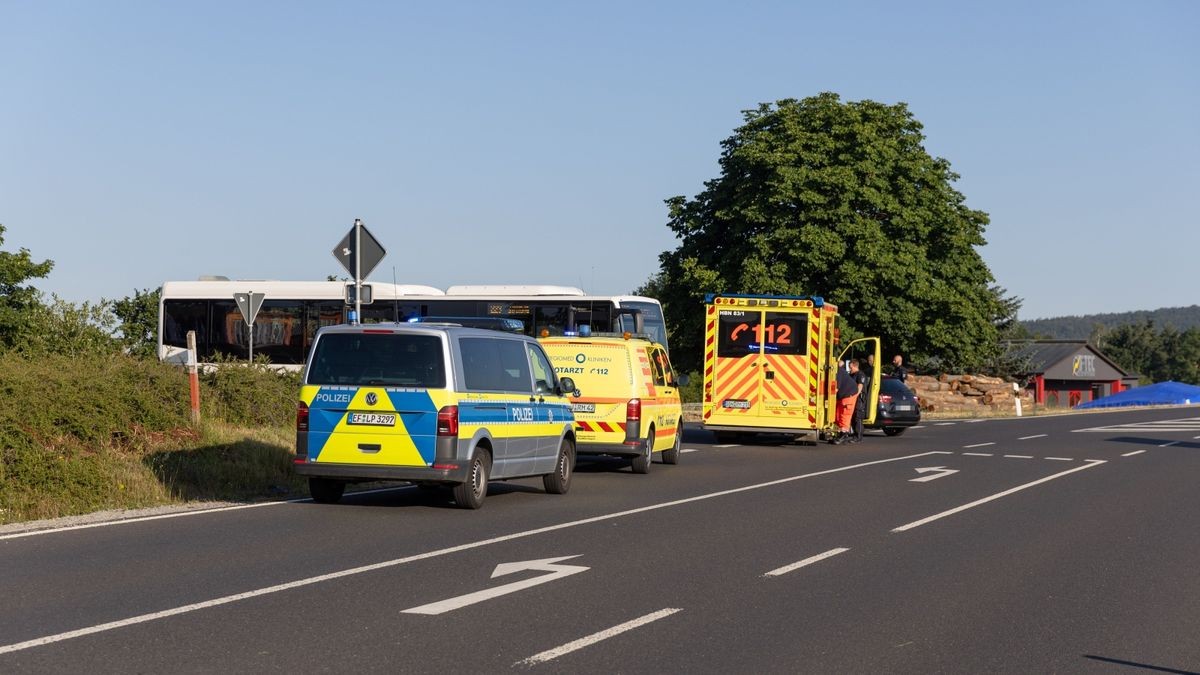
1075,381,1200,409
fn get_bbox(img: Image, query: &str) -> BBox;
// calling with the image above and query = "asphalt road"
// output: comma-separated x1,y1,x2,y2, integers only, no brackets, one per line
3,408,1199,674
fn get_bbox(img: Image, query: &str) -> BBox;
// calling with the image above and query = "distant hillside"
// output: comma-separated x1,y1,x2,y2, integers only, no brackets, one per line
1021,305,1200,340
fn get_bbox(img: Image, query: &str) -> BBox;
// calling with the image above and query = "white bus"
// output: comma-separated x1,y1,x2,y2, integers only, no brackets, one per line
158,280,668,367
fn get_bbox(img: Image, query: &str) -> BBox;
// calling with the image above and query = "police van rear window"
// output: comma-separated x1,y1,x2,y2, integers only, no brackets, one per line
307,333,446,388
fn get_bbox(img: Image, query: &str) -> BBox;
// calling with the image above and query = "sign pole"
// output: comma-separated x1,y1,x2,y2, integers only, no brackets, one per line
354,218,363,324
247,290,254,364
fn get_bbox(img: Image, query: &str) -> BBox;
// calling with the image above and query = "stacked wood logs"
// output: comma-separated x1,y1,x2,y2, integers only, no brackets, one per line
905,374,1033,414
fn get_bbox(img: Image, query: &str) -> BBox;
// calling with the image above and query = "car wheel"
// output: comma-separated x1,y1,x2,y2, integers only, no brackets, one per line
631,430,652,474
662,427,681,465
543,438,575,494
309,477,345,504
453,449,491,509
883,427,906,437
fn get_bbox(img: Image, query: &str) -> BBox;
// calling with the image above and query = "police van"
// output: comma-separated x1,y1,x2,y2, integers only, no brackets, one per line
294,323,577,509
539,333,685,473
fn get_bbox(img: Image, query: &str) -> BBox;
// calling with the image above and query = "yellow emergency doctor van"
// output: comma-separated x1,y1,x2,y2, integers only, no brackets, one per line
540,333,686,473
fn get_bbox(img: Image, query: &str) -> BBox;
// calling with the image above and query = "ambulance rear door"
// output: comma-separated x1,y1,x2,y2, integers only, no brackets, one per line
838,337,882,425
710,306,815,429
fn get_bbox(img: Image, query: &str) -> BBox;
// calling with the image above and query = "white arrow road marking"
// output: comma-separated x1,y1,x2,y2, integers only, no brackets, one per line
909,467,959,482
402,556,589,615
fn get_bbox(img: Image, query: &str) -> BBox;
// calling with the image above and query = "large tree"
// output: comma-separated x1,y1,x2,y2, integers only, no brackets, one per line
0,224,54,350
646,94,1017,373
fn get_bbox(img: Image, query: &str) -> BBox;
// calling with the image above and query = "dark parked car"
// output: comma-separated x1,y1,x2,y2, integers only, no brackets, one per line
869,377,921,436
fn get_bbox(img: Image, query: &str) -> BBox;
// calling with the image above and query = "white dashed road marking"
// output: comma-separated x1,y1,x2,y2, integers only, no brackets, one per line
1019,434,1047,440
519,608,683,665
962,452,993,457
763,548,851,577
1122,450,1146,457
964,442,995,449
1003,455,1034,459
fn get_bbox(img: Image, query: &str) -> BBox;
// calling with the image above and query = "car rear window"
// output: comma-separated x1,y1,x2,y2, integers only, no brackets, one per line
307,333,445,388
880,378,914,396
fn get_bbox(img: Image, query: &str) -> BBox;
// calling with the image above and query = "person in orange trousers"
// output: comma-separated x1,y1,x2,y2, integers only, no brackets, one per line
832,359,861,444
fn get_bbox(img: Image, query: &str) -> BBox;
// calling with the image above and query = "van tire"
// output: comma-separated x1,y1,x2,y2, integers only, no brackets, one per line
453,449,491,509
631,431,652,474
662,428,681,465
543,438,574,494
309,477,345,504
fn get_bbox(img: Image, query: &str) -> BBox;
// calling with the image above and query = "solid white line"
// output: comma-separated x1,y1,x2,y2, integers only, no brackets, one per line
910,425,925,429
1044,457,1074,462
1122,450,1147,457
763,548,850,577
1019,434,1047,440
518,608,682,665
891,460,1107,533
962,452,993,457
963,442,995,449
713,444,740,448
0,451,951,655
1003,455,1034,459
935,422,956,426
964,419,986,424
0,485,415,542
681,449,699,454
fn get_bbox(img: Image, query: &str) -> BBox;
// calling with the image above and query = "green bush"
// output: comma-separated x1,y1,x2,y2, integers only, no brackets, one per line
0,351,306,524
199,354,301,427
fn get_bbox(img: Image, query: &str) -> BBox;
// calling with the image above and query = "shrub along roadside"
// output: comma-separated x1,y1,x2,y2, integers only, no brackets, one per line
0,352,304,525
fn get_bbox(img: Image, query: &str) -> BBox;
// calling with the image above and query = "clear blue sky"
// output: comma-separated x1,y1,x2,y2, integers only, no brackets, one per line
2,1,1196,320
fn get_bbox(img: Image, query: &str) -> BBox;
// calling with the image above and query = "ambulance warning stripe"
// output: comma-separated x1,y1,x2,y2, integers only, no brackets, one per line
713,357,760,413
809,317,820,426
575,421,628,433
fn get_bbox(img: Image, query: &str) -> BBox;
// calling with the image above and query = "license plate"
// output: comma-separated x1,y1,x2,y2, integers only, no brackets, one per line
347,412,396,426
722,399,751,410
571,403,596,413
893,404,913,411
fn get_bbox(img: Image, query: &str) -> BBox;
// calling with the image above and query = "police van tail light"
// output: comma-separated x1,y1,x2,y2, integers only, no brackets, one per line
626,398,641,422
437,405,459,437
296,401,309,432
879,394,893,404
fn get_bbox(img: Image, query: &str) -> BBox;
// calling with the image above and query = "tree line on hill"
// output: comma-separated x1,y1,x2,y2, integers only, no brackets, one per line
1020,306,1200,340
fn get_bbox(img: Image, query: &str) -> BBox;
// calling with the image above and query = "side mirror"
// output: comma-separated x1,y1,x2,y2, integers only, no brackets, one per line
558,377,580,397
674,374,690,387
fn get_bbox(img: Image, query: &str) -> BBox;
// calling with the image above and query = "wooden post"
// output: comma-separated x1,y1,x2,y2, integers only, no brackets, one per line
187,330,201,425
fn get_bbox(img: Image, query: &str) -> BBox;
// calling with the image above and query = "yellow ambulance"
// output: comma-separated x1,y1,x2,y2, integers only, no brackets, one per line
539,333,686,473
702,293,879,444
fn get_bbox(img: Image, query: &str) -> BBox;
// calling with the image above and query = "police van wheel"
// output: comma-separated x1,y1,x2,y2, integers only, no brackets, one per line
631,432,652,474
662,429,681,465
309,477,345,504
543,439,574,494
453,450,491,509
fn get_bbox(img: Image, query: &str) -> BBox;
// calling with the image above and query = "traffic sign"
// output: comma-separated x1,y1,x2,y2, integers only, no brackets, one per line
234,292,265,326
332,220,386,279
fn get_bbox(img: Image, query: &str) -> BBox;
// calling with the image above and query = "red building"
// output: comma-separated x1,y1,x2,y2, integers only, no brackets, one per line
1007,340,1137,408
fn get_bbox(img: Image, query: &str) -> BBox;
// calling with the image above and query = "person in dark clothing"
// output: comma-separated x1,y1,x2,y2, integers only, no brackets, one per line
852,361,868,442
832,359,860,444
892,354,908,383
